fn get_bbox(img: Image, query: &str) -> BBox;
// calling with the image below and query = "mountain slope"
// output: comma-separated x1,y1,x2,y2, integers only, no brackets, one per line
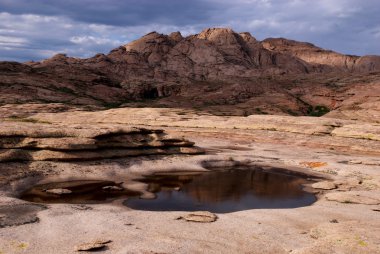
262,38,380,72
1,28,379,121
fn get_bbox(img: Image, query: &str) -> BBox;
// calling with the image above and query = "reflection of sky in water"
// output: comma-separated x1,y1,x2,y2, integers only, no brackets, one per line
21,168,316,212
125,168,316,213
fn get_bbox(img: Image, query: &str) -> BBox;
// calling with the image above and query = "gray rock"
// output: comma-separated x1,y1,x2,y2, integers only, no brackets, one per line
0,204,46,228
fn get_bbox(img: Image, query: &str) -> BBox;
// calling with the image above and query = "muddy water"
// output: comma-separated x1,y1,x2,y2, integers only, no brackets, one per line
125,168,316,213
20,167,316,213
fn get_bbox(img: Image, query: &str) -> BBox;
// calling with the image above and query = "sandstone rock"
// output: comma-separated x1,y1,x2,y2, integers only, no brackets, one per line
0,146,205,162
1,28,380,121
325,192,380,205
45,188,72,195
177,211,218,223
333,178,362,191
262,37,380,72
348,160,363,165
300,161,328,168
19,107,380,156
331,124,380,141
0,204,46,228
312,181,337,190
75,239,111,251
102,186,123,191
139,192,156,199
0,122,204,162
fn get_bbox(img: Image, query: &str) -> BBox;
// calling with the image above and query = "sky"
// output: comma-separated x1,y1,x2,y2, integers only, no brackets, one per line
0,0,379,62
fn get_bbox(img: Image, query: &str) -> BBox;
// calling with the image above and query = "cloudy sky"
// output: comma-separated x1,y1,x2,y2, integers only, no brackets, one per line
0,0,379,62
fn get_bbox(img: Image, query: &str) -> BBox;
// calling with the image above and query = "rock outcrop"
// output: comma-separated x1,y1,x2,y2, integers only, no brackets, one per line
1,28,380,119
262,38,380,72
0,122,204,162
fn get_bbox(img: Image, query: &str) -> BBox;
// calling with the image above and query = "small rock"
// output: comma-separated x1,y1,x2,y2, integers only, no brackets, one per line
75,239,111,251
102,186,123,191
348,160,362,165
177,211,218,223
329,219,339,223
139,192,156,199
312,181,337,190
45,188,72,195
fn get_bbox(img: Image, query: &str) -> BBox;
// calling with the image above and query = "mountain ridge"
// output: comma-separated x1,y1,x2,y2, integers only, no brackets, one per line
1,27,380,121
28,27,380,75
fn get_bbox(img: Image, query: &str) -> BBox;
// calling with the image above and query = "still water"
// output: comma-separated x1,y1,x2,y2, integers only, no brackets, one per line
21,167,316,213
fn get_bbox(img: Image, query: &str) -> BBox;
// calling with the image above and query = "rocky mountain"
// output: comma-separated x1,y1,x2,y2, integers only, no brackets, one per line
1,28,380,120
262,38,380,72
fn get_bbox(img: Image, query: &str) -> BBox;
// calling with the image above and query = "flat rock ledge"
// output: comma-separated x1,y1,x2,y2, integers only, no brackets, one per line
0,122,204,162
75,239,112,252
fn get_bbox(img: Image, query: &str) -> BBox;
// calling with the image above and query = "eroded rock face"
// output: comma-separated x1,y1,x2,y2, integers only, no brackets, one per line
1,28,379,119
0,122,204,162
75,239,112,251
262,38,380,72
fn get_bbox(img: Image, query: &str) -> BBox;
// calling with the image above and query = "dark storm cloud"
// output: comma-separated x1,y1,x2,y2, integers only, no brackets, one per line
0,0,379,62
0,0,219,26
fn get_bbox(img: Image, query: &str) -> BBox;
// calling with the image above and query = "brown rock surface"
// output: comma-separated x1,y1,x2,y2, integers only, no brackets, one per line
0,122,203,162
325,191,380,205
75,239,111,251
1,28,379,121
177,211,218,223
0,27,380,254
311,181,337,190
0,107,379,254
28,108,380,155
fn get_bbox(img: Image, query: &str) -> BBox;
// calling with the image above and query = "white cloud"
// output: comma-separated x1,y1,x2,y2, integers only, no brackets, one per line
70,36,121,46
0,35,27,46
0,0,379,61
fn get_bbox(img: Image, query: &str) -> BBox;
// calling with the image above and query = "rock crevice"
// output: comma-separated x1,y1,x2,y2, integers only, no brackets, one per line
0,123,204,162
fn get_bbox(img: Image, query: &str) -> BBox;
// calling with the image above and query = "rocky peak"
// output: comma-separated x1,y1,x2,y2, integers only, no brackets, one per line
196,28,240,45
124,31,171,53
19,27,380,86
261,38,360,71
169,31,183,42
239,32,257,43
46,53,69,62
262,38,316,51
